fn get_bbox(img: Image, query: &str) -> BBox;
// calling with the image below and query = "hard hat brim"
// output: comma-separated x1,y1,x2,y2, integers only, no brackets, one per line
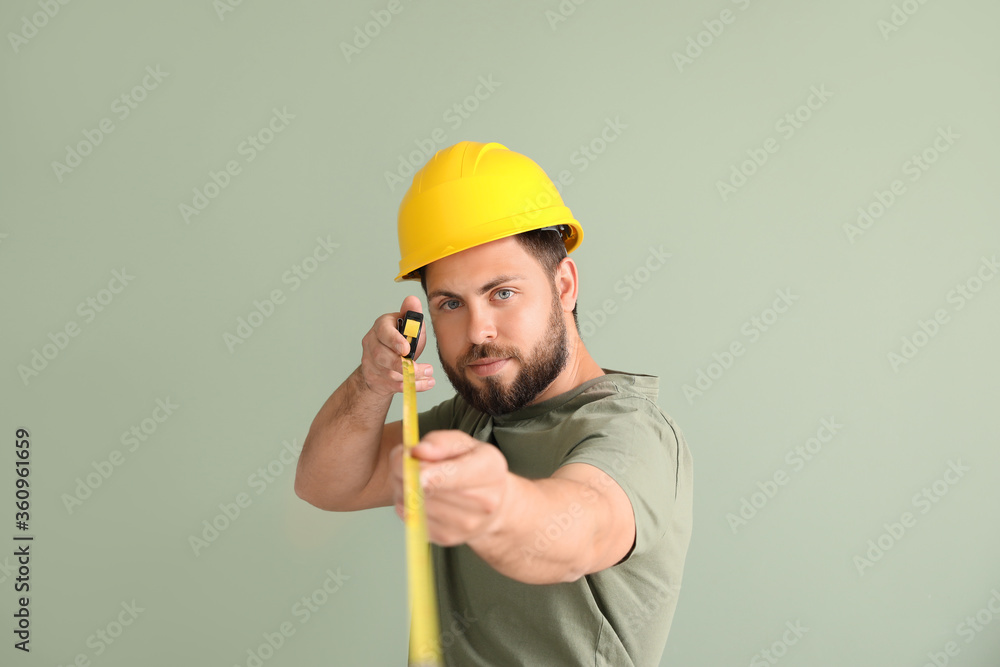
394,216,582,282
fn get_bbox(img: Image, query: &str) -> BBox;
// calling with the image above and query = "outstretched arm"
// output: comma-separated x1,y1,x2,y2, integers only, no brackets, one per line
390,429,635,584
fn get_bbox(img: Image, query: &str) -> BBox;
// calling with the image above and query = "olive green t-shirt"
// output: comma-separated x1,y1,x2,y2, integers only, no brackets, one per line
416,369,694,667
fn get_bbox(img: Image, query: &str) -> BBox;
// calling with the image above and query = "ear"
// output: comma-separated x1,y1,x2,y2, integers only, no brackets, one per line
554,257,578,313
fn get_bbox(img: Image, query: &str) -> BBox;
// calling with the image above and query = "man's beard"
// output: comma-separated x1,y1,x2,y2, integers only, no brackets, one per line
438,292,569,417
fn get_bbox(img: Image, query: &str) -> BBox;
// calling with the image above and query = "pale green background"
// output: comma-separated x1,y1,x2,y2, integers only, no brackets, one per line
2,0,999,665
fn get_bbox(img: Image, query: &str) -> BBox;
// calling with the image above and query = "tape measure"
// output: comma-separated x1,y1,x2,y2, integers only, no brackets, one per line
397,311,443,667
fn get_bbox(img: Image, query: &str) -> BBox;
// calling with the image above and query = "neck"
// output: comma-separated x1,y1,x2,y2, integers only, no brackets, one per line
530,321,604,405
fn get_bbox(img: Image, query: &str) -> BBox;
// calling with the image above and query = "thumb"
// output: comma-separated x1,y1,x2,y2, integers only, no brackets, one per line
399,294,423,318
412,430,475,461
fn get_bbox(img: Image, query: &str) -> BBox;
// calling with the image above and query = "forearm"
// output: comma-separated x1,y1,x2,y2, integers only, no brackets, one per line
466,474,608,585
295,365,392,510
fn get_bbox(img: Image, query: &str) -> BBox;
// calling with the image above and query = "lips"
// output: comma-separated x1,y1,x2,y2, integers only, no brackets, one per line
466,357,509,377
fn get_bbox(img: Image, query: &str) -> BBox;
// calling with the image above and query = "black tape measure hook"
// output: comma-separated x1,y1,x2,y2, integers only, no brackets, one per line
396,310,423,360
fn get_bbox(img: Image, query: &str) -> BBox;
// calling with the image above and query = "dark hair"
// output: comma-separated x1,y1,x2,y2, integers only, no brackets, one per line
417,228,579,330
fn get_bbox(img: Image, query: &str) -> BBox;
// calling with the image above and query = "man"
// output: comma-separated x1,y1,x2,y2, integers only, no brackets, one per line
295,141,693,666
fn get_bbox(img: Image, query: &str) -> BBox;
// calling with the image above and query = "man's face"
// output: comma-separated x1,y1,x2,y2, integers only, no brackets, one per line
423,237,569,416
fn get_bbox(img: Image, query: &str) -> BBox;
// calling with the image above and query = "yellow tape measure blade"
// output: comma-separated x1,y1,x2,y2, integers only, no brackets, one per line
400,345,442,666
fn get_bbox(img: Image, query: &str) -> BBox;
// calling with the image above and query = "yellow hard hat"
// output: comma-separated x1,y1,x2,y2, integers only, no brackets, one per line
395,141,583,282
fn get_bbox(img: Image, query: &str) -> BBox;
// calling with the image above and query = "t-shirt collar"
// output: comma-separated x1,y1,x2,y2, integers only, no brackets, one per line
492,368,659,424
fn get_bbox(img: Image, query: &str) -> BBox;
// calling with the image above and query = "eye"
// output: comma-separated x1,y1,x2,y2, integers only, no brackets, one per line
440,299,461,311
494,288,514,301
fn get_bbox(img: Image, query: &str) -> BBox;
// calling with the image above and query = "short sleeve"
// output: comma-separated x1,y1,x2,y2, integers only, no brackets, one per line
557,396,682,563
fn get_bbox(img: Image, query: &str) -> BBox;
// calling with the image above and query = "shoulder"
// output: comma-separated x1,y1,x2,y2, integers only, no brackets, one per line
573,372,675,426
562,371,689,460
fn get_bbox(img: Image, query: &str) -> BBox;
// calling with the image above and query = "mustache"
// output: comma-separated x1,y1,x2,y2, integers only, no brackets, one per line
460,343,521,366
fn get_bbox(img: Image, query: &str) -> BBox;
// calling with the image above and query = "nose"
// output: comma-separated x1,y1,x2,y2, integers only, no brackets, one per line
466,304,497,346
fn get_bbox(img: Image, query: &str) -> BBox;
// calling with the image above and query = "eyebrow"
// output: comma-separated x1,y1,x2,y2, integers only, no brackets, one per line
427,274,525,301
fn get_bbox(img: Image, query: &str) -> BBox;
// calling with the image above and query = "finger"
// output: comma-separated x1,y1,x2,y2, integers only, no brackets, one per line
419,458,494,497
424,449,507,501
361,330,402,385
368,331,405,368
376,361,403,383
423,486,505,542
424,508,480,547
412,431,477,462
413,365,434,391
416,459,457,493
377,316,411,357
361,367,399,395
366,315,405,358
424,494,482,520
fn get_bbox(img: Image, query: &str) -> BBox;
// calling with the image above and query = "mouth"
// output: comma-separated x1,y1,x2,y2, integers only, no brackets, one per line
466,357,510,377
